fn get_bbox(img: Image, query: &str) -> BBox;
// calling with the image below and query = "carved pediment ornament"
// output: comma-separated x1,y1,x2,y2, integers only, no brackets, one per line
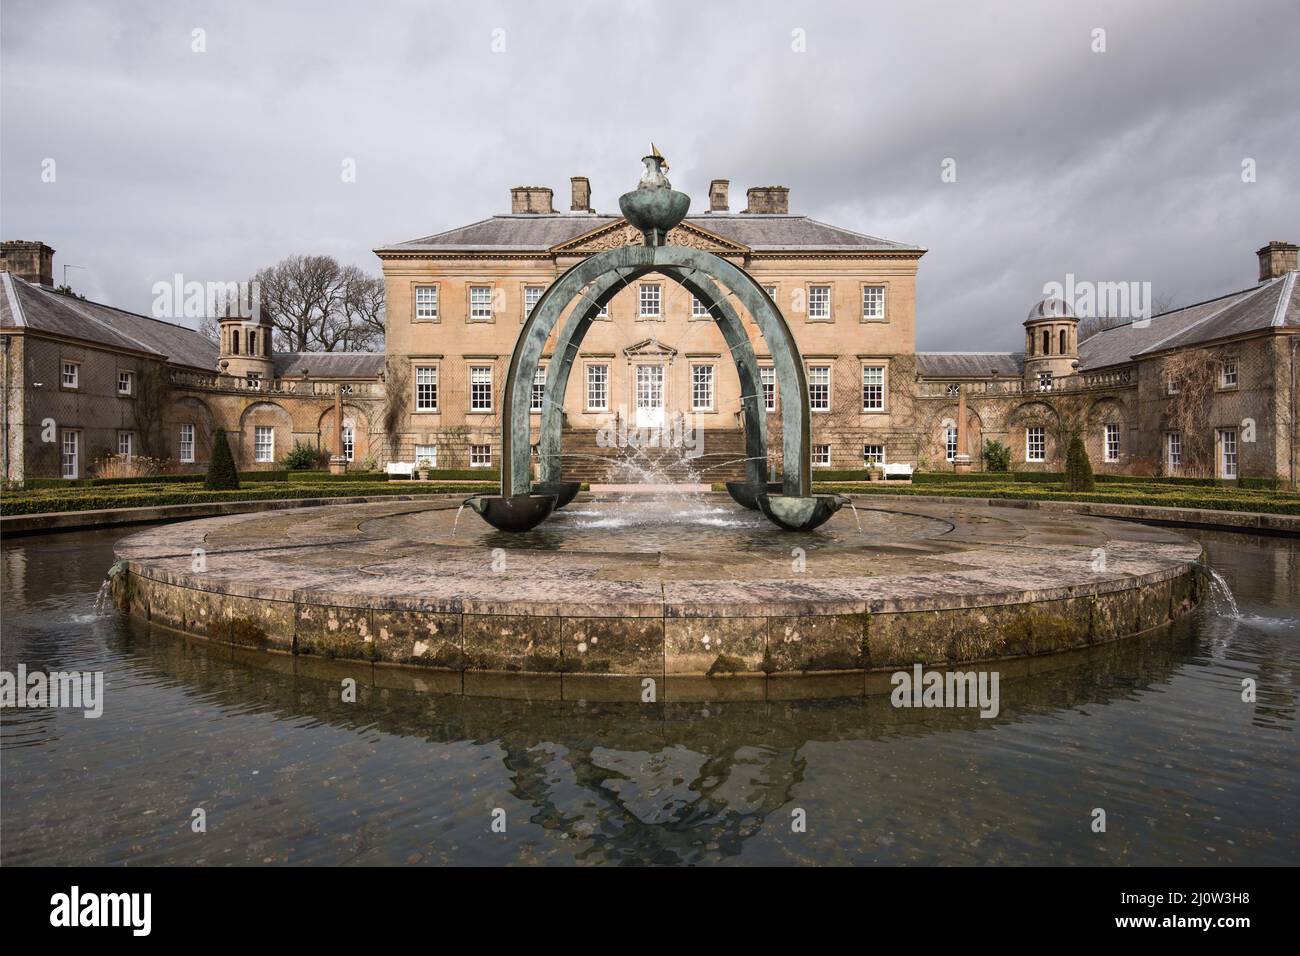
554,220,746,255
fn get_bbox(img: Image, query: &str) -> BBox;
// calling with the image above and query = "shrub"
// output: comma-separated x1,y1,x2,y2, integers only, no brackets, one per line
981,440,1011,473
281,440,325,471
205,431,240,490
1064,435,1094,492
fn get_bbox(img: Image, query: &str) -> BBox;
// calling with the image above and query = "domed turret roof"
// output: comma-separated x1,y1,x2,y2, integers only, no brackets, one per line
1023,297,1076,325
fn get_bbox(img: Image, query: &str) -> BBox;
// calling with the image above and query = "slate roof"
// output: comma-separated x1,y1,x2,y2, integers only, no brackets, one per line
1,271,218,371
273,351,385,378
917,352,1025,378
377,213,923,253
1078,272,1298,371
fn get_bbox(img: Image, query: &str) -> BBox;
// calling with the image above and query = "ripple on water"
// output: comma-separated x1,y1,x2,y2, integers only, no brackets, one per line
0,524,1296,866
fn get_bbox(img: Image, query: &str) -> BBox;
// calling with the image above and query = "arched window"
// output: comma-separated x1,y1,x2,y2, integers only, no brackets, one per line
1059,328,1067,354
248,330,257,356
230,328,239,355
1042,330,1050,354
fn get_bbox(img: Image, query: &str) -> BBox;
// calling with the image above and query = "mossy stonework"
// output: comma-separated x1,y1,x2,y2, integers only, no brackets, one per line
113,497,1204,701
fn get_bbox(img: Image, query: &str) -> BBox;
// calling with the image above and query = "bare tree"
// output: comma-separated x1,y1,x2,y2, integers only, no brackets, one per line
232,255,386,353
341,268,386,351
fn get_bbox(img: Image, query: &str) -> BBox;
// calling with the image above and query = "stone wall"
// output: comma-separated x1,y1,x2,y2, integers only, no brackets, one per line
117,556,1203,702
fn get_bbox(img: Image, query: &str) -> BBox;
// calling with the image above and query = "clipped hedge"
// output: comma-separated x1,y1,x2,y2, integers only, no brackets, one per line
0,482,498,516
19,470,291,489
910,471,1243,488
804,481,1300,516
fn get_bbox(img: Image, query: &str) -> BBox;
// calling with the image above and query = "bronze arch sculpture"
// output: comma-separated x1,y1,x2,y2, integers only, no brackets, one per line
536,264,769,494
466,153,847,533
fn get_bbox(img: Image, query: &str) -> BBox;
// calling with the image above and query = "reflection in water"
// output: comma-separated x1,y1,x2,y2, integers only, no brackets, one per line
1,527,1296,865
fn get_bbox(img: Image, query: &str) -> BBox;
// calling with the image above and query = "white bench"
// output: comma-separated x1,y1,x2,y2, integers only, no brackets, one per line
883,463,914,481
385,462,415,477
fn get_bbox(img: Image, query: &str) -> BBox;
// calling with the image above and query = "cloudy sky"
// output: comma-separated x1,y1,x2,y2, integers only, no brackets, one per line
3,0,1297,349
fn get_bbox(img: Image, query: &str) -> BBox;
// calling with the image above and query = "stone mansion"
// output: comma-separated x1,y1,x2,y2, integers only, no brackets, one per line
2,178,1297,485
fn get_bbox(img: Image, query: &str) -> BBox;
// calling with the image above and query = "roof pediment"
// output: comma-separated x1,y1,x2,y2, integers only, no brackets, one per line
623,337,678,358
552,219,749,255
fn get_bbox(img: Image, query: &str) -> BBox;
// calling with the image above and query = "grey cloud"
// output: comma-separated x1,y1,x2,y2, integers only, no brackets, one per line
2,0,1297,348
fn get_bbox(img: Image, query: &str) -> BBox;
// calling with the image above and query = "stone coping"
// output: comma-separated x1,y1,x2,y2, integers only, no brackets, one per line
109,498,1206,699
827,493,1300,536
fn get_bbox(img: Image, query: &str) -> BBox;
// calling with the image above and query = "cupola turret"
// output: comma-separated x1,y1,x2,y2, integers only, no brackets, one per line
218,312,275,388
1022,297,1078,391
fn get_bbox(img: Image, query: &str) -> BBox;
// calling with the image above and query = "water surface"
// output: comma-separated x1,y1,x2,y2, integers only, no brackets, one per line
1,525,1296,865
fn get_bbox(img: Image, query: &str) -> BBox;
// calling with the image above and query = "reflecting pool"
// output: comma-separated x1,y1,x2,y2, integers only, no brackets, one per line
1,525,1296,865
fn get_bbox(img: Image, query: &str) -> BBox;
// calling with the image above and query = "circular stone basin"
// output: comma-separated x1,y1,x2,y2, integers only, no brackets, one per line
111,493,1205,702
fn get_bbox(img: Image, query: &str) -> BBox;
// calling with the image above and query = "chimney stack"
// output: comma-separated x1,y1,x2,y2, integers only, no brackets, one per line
0,240,55,286
742,186,789,215
1257,240,1298,282
708,179,730,213
510,186,555,214
570,176,592,213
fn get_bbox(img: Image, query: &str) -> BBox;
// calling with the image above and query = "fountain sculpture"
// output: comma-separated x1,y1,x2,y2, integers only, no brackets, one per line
464,150,848,533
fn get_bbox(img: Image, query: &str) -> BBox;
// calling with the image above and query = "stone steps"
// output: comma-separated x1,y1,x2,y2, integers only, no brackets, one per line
556,428,751,482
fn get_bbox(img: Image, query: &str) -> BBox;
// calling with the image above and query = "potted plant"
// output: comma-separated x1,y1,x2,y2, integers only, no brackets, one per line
867,464,884,482
416,458,432,481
